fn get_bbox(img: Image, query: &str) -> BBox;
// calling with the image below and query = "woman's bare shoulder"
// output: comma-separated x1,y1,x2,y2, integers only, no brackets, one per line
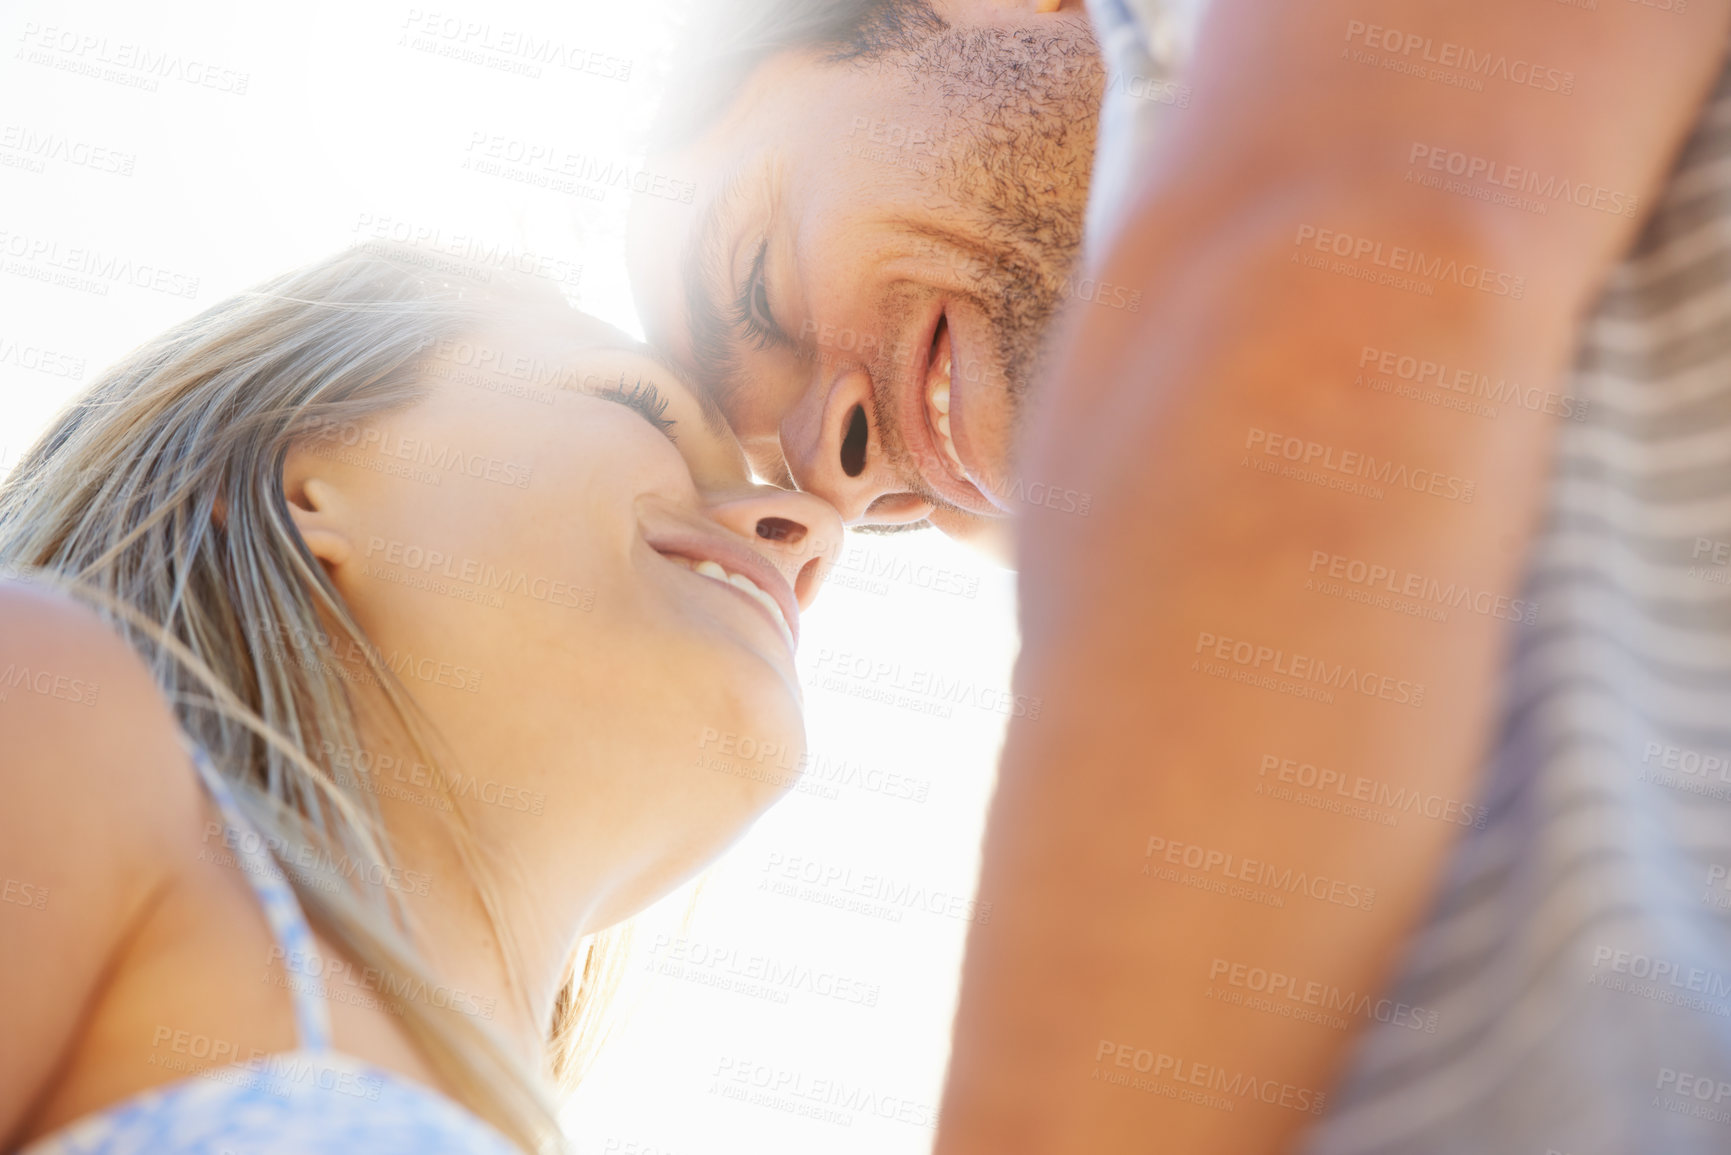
0,579,209,1138
0,578,206,861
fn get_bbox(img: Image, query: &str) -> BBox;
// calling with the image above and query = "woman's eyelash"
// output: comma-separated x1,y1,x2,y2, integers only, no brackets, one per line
596,378,677,440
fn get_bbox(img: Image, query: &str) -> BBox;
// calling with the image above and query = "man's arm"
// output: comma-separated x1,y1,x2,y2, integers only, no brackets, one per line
937,2,1730,1153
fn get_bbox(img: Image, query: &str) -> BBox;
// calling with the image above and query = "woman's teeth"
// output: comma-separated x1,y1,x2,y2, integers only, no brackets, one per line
927,355,965,475
686,557,796,649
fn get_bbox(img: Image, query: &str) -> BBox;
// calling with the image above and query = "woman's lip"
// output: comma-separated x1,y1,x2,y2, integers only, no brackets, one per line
644,527,801,651
900,303,998,516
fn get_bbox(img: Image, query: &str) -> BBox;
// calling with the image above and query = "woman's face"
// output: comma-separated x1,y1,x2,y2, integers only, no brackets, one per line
282,314,843,925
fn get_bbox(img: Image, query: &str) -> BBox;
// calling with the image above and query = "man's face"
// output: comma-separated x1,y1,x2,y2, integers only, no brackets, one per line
629,4,1102,547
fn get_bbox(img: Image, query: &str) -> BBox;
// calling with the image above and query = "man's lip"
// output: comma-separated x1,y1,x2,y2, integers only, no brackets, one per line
898,303,1001,517
645,526,801,651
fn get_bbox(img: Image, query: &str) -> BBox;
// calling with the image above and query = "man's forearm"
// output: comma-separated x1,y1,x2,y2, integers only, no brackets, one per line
936,1,1729,1152
937,200,1572,1155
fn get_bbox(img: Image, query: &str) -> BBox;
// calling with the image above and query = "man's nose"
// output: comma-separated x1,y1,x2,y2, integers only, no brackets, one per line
702,485,845,609
777,362,933,526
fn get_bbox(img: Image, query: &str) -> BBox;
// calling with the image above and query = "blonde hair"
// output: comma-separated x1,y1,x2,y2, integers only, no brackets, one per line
0,244,633,1153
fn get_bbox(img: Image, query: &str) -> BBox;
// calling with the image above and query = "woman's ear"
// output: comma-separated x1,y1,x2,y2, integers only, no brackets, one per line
284,476,354,568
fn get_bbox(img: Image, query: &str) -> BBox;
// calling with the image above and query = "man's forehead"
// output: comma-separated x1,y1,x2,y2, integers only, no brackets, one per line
625,45,841,366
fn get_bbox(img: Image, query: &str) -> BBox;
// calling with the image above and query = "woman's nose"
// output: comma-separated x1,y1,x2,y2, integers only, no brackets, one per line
702,485,845,610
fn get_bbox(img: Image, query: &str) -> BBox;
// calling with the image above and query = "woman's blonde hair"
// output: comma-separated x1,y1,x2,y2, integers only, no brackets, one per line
0,244,634,1153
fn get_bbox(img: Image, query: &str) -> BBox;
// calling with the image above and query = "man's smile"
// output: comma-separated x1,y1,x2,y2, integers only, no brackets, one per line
895,299,1000,516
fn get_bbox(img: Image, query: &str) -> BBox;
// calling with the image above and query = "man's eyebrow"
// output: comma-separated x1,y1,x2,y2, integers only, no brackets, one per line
679,159,757,419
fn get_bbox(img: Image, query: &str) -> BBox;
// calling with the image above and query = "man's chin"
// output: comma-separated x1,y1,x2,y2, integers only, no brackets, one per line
928,506,1016,566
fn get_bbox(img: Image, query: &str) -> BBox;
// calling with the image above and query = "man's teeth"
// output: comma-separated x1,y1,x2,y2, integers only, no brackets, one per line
689,558,796,648
927,355,965,474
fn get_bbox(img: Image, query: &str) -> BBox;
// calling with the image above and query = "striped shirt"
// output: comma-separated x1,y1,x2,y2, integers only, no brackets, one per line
1084,2,1731,1150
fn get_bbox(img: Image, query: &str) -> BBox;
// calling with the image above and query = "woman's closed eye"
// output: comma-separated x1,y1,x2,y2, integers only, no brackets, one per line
596,379,678,442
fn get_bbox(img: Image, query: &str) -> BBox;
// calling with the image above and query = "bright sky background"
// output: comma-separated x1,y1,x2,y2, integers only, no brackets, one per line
1,2,1019,1151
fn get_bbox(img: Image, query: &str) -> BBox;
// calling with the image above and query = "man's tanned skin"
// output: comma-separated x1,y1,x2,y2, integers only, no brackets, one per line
934,1,1731,1152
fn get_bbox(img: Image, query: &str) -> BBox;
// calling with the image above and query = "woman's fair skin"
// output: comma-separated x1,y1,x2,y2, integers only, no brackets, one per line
0,318,842,1146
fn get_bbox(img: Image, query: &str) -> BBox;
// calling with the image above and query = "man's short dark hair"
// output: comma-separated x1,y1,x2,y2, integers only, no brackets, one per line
649,0,946,150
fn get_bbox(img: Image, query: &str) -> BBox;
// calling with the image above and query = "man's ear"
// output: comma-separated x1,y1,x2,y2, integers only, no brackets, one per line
282,474,354,568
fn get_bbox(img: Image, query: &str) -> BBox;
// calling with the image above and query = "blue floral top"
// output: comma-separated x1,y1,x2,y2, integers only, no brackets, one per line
20,746,524,1154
